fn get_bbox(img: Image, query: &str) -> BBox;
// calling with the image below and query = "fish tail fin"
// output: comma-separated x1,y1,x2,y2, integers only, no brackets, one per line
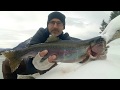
2,50,22,72
2,50,14,59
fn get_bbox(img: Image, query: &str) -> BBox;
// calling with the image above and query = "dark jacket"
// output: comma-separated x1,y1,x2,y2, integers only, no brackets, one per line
29,27,80,45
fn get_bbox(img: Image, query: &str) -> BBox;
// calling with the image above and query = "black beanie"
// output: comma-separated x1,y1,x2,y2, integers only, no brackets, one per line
47,11,66,29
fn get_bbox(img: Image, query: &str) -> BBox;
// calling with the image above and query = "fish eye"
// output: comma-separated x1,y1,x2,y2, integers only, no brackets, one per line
95,37,104,43
99,38,104,41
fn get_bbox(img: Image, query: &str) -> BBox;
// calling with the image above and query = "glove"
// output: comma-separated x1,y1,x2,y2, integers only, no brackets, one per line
32,52,55,70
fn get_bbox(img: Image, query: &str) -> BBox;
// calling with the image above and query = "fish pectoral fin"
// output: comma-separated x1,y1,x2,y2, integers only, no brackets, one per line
80,55,89,63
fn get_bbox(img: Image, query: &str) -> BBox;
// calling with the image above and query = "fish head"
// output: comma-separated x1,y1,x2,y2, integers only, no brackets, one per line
87,36,106,59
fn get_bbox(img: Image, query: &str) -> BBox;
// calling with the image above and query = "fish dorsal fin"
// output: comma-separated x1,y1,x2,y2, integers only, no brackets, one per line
45,35,60,43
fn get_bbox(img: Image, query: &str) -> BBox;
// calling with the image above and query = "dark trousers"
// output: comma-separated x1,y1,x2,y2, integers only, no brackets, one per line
2,58,57,79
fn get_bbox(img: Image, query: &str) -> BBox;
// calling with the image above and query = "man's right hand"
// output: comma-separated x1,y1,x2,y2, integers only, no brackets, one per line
32,50,57,70
39,50,57,63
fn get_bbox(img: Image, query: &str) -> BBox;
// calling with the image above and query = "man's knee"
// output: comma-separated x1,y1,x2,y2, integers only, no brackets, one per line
2,59,17,79
2,59,10,74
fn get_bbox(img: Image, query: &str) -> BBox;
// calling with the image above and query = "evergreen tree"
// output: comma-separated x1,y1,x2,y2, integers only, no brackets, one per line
100,11,120,33
109,11,120,21
99,20,108,33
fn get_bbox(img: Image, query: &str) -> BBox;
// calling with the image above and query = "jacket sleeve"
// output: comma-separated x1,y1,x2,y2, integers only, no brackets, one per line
29,28,45,45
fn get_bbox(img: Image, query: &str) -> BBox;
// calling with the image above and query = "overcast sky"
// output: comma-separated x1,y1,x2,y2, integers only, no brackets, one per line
0,11,112,48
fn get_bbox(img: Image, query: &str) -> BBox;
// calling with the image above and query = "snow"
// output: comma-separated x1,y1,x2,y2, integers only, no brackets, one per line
100,15,120,43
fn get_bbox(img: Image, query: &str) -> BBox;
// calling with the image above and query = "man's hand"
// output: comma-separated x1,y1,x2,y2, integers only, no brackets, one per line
39,50,56,63
32,50,57,70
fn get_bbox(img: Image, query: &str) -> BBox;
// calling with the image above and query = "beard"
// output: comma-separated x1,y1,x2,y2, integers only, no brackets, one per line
50,29,61,36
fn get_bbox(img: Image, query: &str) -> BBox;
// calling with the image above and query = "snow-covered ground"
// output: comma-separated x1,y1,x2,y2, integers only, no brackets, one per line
35,39,120,79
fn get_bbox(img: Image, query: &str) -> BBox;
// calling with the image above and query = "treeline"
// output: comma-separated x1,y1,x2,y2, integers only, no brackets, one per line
100,11,120,33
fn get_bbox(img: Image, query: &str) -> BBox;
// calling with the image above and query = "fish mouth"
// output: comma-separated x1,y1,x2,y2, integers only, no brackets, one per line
88,42,106,59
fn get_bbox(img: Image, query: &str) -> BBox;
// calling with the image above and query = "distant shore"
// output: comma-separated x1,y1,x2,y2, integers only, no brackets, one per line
0,55,5,79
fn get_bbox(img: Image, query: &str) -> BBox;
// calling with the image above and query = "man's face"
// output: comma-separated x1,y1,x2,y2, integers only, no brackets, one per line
48,18,64,36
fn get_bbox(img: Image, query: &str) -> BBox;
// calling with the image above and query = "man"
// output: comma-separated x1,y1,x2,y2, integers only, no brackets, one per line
2,11,80,79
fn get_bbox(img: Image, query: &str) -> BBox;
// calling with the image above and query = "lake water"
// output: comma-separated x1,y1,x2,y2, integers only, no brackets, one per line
0,55,5,79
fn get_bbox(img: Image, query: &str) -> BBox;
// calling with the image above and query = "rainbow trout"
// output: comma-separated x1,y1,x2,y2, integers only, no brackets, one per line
1,36,106,72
